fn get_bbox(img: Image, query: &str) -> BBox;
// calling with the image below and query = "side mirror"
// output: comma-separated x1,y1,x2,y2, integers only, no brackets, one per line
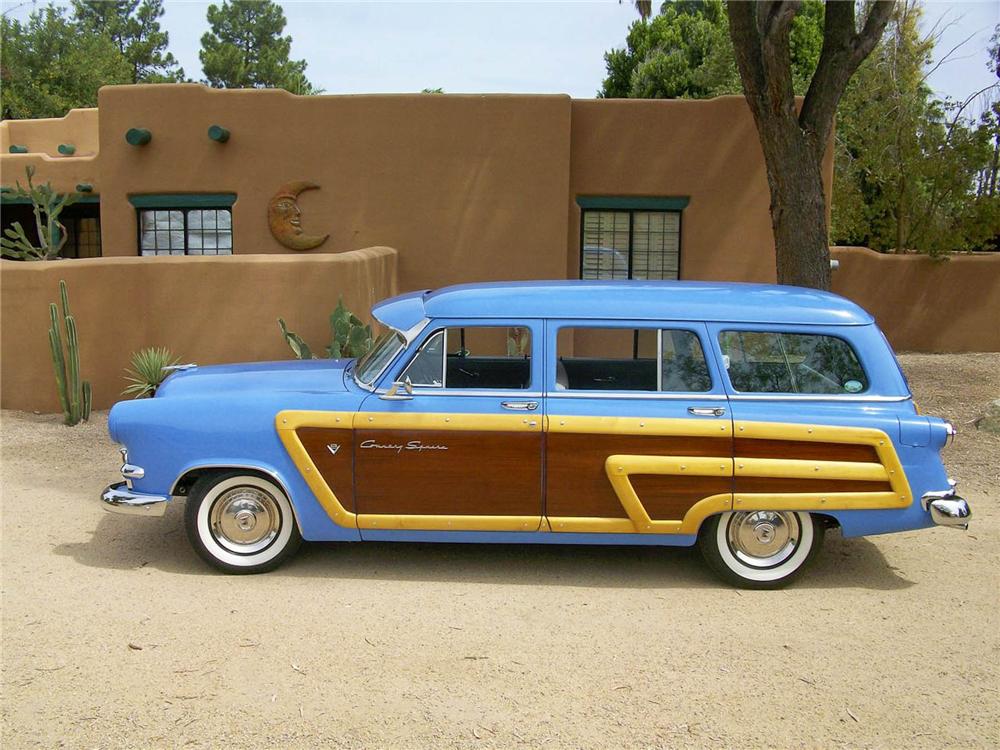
380,376,413,401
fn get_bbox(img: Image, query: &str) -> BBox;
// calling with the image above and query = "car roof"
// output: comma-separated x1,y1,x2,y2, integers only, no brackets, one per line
371,280,874,332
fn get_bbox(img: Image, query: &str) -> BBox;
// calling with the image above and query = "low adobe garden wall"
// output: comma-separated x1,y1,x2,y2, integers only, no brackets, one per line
1,247,398,413
831,247,1000,353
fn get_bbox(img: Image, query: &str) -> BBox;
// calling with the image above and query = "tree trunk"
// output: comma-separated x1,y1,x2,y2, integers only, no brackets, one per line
756,124,832,289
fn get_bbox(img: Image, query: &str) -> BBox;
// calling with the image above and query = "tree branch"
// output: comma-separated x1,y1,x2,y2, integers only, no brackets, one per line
800,0,895,152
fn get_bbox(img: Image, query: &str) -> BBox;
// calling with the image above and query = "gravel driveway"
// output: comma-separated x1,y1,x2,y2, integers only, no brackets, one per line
2,353,997,749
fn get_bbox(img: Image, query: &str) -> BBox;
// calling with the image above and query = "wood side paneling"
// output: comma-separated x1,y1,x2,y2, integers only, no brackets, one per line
546,432,732,518
356,430,542,516
297,427,356,512
735,438,879,463
735,477,892,494
630,475,734,520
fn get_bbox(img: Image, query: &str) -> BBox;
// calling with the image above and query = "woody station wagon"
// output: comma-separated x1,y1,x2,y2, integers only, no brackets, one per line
101,281,970,588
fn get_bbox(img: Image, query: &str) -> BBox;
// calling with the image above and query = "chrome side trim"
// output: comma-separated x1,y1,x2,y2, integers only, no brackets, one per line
921,485,971,530
727,394,912,403
545,391,727,401
163,363,197,372
101,482,169,517
374,389,545,398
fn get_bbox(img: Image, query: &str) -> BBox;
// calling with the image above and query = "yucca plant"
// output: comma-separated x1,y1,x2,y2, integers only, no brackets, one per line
123,347,181,399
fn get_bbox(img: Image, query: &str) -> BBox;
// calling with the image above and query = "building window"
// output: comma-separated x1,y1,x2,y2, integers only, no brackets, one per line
577,197,688,281
138,208,233,256
581,209,681,280
66,217,102,258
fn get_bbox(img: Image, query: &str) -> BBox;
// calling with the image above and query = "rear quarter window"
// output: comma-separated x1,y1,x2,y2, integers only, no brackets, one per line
718,331,868,395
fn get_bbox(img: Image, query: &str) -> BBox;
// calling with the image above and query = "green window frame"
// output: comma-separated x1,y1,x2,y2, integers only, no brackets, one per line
577,197,688,281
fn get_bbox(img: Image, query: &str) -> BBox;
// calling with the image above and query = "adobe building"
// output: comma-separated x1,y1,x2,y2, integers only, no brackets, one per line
1,84,828,290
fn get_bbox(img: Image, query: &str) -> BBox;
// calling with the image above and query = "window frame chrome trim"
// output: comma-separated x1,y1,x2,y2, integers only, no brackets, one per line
726,393,912,403
545,391,727,401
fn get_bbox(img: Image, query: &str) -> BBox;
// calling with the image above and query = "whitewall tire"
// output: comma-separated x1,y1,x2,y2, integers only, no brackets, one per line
184,472,301,574
698,510,824,589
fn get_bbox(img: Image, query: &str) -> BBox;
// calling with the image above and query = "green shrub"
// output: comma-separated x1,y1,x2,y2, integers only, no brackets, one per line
123,347,180,398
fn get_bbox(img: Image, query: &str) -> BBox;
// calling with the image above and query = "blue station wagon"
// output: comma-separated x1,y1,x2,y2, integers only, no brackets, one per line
101,281,971,588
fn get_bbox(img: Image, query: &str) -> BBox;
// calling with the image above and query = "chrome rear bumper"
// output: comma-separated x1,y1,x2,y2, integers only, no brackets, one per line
921,486,971,530
101,481,169,516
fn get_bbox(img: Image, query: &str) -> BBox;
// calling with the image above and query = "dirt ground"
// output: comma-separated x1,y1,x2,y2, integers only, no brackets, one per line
2,353,998,749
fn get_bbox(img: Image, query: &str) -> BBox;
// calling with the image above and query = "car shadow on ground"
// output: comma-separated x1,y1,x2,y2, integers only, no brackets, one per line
55,503,915,591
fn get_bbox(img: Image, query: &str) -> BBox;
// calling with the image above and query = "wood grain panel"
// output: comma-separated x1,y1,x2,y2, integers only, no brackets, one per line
735,438,879,463
735,477,892,494
545,432,732,518
297,427,355,512
630,475,734,520
356,429,542,516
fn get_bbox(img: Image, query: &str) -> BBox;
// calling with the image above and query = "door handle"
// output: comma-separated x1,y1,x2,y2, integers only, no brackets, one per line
501,401,538,411
688,406,726,417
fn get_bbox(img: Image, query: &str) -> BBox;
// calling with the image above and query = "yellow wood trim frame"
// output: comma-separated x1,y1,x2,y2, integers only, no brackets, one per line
547,415,732,437
275,410,913,535
736,458,889,482
734,420,912,508
276,410,358,528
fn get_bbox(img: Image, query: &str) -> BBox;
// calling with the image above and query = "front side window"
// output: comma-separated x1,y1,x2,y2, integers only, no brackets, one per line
581,209,680,280
719,331,868,394
355,330,405,386
139,208,233,256
555,327,711,392
401,326,532,390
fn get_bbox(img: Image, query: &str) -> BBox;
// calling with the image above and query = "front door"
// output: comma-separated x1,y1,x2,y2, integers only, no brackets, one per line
543,322,734,536
355,320,544,534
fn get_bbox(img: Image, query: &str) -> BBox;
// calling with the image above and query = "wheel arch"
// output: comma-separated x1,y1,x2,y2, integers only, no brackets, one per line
171,463,303,533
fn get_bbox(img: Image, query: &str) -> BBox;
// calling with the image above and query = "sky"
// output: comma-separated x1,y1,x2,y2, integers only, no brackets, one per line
2,0,997,106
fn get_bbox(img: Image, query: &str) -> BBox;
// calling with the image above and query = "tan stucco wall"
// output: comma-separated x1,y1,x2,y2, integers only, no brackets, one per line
0,247,397,413
93,85,572,290
568,96,834,282
831,247,1000,352
0,108,100,156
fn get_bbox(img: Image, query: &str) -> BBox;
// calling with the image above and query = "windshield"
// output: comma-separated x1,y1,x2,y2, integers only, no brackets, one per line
354,329,405,386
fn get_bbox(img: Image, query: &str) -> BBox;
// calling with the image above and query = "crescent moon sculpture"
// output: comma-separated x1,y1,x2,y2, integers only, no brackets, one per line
268,180,330,251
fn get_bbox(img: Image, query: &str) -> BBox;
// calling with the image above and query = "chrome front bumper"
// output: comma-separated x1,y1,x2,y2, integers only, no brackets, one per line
101,481,170,516
921,485,971,530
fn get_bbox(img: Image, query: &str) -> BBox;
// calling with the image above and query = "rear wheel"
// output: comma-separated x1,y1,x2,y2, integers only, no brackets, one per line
698,510,824,589
184,472,301,574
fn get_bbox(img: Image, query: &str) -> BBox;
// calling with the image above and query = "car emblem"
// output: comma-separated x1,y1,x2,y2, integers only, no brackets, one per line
326,443,340,455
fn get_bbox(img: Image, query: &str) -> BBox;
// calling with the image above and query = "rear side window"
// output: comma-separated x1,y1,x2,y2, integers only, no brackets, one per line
719,331,868,394
401,326,531,389
555,327,711,392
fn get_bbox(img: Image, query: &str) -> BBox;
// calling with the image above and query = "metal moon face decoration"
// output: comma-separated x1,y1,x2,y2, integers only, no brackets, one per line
268,181,330,251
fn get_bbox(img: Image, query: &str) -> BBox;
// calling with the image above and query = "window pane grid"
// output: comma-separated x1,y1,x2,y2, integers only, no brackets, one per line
138,207,234,256
580,208,680,281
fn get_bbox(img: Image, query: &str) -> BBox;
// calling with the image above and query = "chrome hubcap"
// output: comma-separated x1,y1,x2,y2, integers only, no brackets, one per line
727,511,800,568
210,486,281,554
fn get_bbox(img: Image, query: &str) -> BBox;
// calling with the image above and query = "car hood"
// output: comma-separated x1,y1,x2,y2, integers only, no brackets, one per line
154,359,352,398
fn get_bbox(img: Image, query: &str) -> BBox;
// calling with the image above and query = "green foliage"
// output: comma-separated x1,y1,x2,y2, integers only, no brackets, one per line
72,0,185,83
122,347,181,398
1,166,79,261
48,280,91,426
832,7,1000,254
326,298,374,358
0,5,132,119
200,0,315,93
599,0,823,99
277,318,314,360
277,298,374,361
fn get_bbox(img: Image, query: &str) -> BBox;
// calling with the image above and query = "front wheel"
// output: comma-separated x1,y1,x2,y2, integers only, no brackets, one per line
698,510,824,589
184,472,301,574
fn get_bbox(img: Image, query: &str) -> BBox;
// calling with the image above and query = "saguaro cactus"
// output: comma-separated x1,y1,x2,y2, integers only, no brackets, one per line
48,280,91,425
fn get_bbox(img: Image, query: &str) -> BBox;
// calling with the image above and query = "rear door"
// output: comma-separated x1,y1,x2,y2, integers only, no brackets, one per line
543,321,733,536
710,324,912,517
356,320,545,534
